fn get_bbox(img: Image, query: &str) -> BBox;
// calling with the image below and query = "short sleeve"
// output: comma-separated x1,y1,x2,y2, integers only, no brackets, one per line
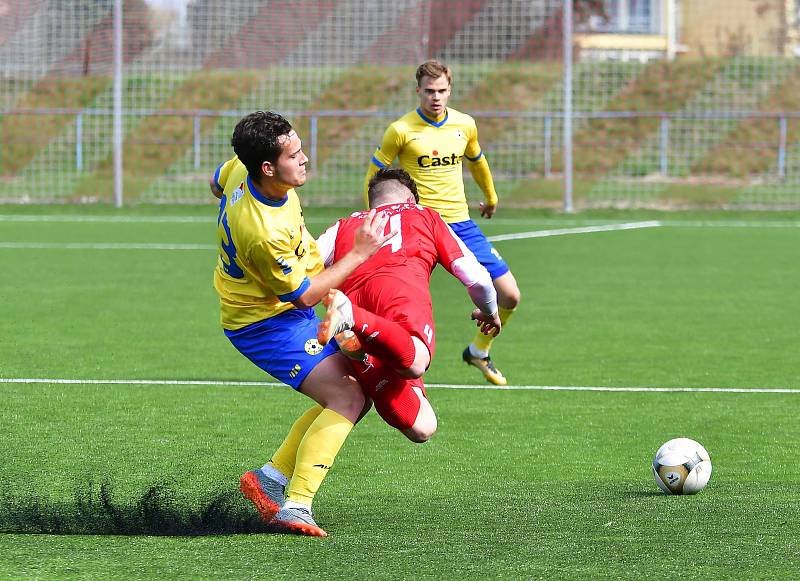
372,124,404,167
463,117,483,161
214,156,239,192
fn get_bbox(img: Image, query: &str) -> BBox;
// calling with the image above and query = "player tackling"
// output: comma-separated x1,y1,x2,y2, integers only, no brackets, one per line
364,60,521,386
211,111,394,537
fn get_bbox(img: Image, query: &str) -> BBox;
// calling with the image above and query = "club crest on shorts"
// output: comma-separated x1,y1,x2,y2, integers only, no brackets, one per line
305,338,323,355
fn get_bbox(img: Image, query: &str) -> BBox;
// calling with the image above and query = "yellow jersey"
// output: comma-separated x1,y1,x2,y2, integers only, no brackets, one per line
212,157,323,330
367,107,497,223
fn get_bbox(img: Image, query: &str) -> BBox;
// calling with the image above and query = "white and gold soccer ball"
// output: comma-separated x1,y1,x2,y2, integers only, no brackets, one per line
652,437,712,495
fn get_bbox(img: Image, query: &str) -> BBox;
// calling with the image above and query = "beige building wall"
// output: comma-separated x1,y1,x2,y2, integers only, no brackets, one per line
680,0,794,57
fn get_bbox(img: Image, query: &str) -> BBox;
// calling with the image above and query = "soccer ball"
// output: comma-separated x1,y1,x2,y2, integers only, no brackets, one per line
652,437,712,495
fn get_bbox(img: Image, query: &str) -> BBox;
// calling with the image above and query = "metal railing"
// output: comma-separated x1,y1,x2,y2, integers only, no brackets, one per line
2,107,799,178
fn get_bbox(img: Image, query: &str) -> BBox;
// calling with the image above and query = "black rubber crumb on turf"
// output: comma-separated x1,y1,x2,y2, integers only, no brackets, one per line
0,479,276,536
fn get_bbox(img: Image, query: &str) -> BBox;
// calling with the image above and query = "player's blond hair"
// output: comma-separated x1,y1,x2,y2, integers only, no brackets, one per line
416,60,451,86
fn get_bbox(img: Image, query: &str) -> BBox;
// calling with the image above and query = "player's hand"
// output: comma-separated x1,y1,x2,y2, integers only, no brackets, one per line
479,202,496,219
352,209,398,260
471,308,501,337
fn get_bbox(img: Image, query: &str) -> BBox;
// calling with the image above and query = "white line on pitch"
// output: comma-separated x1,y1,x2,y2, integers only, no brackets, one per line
487,220,662,241
661,220,800,228
0,378,282,387
431,384,800,393
0,242,216,250
0,214,213,223
0,222,661,250
1,377,797,393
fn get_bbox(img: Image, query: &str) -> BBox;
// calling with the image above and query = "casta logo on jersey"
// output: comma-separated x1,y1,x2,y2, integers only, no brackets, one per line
417,151,460,168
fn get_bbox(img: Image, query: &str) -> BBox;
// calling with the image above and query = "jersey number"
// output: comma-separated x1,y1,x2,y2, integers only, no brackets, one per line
217,195,244,278
380,214,403,253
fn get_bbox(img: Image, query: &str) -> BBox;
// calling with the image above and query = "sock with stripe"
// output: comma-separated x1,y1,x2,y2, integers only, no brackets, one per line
266,404,324,481
285,408,354,507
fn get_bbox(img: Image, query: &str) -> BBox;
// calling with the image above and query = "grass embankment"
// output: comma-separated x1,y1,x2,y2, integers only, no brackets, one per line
508,59,727,205
695,63,800,176
0,77,109,174
5,60,800,207
71,71,264,201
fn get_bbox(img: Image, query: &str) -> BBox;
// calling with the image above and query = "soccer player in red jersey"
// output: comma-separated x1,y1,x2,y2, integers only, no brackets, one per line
316,167,501,442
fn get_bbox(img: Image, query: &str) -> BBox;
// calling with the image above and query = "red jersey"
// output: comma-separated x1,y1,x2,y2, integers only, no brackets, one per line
326,202,465,297
315,203,497,433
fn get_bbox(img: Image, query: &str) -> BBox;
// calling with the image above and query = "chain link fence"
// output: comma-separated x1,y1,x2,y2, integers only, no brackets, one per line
2,0,800,209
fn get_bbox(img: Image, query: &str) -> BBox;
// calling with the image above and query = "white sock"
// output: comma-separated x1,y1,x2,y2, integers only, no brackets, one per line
282,499,312,512
261,464,289,486
469,343,489,359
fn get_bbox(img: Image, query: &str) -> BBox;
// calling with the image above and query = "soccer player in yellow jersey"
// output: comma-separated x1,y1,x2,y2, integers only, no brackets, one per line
212,111,394,536
364,60,521,386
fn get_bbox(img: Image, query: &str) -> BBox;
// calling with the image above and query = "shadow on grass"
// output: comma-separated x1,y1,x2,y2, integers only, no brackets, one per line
621,490,665,498
0,481,276,536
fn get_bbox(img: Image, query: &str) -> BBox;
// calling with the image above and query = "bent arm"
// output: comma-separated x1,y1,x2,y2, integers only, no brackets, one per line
291,210,396,308
210,177,223,199
466,154,498,209
209,161,227,199
291,251,369,308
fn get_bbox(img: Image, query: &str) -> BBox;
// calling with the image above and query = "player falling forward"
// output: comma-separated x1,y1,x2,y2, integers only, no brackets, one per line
364,60,521,386
316,168,500,441
211,111,394,537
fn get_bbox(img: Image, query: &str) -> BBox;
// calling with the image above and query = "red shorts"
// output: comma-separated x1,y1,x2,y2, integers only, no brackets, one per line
349,356,428,431
347,277,436,358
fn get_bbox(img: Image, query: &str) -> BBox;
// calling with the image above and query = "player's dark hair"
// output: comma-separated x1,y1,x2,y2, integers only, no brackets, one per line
231,111,293,180
368,167,419,205
416,60,451,86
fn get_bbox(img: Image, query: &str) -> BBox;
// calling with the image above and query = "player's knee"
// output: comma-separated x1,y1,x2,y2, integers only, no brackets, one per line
402,401,437,443
355,398,373,424
321,390,365,418
404,414,437,443
496,274,521,310
326,387,366,421
301,357,366,422
404,429,433,443
502,290,520,310
403,362,426,379
403,337,430,379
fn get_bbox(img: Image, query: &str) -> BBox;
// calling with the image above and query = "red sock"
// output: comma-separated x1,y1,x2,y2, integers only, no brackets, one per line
350,304,416,370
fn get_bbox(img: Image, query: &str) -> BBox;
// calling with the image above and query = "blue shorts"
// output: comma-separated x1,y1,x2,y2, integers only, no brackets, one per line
224,307,340,390
449,219,510,280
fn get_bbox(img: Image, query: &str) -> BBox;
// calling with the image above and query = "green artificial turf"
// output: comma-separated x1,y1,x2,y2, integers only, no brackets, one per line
0,206,798,579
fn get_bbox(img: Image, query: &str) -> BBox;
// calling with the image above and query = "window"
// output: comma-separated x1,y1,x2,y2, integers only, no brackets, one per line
586,0,662,34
